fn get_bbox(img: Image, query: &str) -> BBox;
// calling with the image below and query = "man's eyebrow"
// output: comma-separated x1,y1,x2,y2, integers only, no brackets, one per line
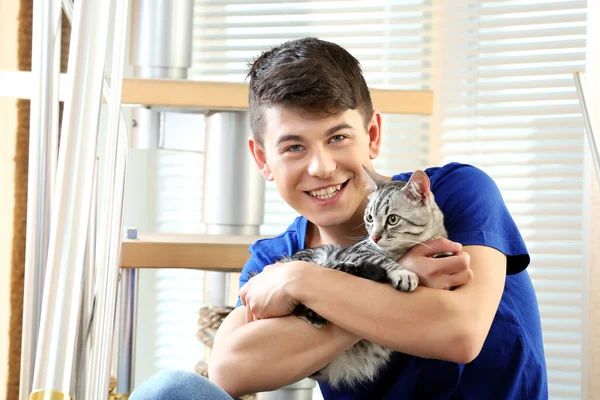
275,134,304,147
324,123,354,137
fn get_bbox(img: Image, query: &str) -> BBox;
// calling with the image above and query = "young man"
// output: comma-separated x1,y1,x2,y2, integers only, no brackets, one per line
131,38,547,400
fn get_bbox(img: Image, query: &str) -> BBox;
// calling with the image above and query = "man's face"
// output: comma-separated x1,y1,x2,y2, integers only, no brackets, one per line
250,106,382,228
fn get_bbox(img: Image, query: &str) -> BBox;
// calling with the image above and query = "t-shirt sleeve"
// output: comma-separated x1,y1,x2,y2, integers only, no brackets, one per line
235,241,275,307
432,164,530,274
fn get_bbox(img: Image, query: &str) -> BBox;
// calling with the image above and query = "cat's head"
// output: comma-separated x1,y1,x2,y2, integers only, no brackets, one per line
362,166,447,257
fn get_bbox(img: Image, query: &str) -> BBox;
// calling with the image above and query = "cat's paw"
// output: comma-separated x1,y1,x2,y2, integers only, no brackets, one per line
389,269,418,292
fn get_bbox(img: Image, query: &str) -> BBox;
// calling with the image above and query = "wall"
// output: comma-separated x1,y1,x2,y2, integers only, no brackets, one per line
0,0,20,398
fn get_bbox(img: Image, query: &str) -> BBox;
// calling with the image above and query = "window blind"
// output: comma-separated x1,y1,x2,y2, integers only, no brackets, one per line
436,1,587,399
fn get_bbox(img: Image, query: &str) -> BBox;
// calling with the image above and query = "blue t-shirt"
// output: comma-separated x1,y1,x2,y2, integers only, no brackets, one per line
237,163,548,399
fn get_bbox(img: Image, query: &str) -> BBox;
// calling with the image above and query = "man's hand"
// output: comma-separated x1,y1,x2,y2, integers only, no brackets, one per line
399,238,473,290
239,261,312,322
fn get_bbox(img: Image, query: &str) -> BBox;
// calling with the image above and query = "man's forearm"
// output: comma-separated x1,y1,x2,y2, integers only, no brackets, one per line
210,307,359,397
291,264,486,363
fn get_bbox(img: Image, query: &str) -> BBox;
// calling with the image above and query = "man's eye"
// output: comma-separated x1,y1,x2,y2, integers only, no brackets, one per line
286,145,304,152
330,135,346,143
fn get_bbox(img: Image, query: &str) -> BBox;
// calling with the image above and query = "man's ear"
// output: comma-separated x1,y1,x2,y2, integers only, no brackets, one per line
367,110,383,159
248,137,274,181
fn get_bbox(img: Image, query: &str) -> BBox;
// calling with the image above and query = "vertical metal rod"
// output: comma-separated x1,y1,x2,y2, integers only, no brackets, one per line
110,115,132,396
20,0,61,399
574,72,600,186
115,116,133,396
88,118,130,400
74,158,99,400
86,0,130,397
62,0,116,106
48,0,61,193
29,0,112,396
116,267,139,396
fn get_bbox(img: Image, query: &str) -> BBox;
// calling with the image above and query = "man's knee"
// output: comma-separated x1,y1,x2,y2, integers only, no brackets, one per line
130,369,230,400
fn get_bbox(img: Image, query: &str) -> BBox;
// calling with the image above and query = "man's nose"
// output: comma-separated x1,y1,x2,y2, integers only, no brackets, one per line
307,149,336,178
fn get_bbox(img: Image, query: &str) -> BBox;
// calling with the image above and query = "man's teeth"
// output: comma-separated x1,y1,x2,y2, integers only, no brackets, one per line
309,184,342,199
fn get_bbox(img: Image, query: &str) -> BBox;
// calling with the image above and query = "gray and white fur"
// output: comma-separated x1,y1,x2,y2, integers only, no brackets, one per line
281,166,449,388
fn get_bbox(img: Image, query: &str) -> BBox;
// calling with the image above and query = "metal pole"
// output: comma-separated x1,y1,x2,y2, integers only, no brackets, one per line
115,267,139,398
202,112,265,236
20,0,61,398
29,0,112,397
574,72,600,186
129,0,194,149
85,0,130,396
74,158,99,400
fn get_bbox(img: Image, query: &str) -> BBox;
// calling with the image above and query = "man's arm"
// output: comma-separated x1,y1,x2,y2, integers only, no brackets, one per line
213,245,504,397
241,244,505,363
286,245,506,363
209,306,359,397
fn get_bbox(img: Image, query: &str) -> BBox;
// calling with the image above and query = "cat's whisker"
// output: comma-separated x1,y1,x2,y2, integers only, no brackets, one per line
344,235,369,241
351,222,365,231
392,239,435,251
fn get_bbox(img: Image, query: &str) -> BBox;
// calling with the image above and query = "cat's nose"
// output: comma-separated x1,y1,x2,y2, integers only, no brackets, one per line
371,236,381,243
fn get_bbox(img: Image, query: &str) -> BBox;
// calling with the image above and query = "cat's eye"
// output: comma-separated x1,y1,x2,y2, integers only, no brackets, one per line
387,214,400,225
365,214,373,223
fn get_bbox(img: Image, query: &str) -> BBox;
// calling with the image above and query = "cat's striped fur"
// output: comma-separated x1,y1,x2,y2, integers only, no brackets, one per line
282,167,448,388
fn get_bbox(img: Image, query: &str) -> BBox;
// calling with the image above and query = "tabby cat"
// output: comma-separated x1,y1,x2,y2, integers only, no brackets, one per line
281,166,449,388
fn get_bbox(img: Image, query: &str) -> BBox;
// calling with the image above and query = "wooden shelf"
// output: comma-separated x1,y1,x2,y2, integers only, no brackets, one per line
0,72,434,115
121,78,434,115
120,233,265,272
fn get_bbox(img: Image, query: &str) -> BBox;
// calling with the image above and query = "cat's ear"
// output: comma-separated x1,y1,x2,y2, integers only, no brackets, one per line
404,170,431,204
362,165,387,193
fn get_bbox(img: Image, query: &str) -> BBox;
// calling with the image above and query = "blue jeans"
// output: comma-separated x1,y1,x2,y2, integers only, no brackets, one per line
129,369,235,400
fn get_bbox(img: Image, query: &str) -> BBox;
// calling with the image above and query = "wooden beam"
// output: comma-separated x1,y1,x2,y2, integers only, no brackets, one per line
120,233,264,272
121,79,249,111
0,72,434,115
121,78,434,115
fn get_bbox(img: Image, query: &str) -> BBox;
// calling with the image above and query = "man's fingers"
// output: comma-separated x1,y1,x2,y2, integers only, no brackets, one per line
245,304,254,323
415,237,462,257
239,284,248,306
426,250,470,276
448,268,474,289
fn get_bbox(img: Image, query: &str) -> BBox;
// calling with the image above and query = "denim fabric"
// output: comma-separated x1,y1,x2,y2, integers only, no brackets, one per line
130,369,235,400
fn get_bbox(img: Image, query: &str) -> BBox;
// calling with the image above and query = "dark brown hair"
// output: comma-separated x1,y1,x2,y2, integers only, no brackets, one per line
247,37,373,143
